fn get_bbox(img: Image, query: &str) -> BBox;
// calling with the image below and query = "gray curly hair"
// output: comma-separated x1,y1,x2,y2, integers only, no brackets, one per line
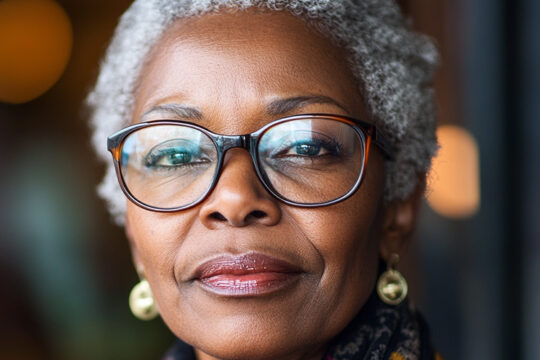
87,0,439,225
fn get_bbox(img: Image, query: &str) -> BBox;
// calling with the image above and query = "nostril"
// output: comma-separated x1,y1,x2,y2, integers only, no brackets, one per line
207,210,267,224
209,212,227,221
250,210,267,219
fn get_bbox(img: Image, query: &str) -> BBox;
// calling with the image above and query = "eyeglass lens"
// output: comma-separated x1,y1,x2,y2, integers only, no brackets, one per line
119,118,365,209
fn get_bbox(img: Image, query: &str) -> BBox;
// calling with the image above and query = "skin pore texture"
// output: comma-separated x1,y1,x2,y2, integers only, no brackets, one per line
125,10,419,360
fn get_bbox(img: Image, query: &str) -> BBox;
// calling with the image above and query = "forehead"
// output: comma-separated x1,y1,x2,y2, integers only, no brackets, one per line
133,10,365,132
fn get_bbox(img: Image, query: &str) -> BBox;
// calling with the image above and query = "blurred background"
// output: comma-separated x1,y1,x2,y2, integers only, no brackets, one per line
0,0,538,359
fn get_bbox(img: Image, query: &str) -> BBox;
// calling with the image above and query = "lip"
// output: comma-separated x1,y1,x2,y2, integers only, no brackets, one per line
193,253,303,297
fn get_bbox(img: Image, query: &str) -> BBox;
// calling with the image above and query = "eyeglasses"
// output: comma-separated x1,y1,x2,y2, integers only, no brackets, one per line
107,114,395,212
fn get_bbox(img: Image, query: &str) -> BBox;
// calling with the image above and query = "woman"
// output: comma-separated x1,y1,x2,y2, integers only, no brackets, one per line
87,0,440,359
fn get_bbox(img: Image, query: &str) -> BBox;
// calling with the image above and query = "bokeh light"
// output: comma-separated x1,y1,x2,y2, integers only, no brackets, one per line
0,0,72,104
427,125,480,218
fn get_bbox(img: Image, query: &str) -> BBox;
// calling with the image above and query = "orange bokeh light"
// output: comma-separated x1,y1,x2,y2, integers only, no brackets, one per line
427,125,480,218
0,0,72,104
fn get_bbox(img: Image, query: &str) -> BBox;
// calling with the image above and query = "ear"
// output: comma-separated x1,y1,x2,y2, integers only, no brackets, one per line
379,179,425,262
125,216,145,277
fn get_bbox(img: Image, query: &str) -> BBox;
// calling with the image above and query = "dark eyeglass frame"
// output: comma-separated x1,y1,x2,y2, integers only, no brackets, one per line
107,113,396,212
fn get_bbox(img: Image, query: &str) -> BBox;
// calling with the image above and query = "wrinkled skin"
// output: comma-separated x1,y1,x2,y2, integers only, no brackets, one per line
125,10,419,360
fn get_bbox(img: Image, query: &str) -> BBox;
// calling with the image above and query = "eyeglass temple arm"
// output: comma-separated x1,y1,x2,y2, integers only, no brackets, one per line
371,128,396,160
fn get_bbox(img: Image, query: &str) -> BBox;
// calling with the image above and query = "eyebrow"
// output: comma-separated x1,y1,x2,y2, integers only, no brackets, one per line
141,95,349,121
142,104,203,120
266,95,350,116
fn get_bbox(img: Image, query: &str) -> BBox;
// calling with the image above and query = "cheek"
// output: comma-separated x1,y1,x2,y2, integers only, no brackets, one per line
280,194,381,339
286,161,385,328
293,191,381,291
126,204,195,324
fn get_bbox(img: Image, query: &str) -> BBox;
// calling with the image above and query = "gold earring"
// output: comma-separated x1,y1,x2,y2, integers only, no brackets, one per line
377,253,408,305
129,279,159,320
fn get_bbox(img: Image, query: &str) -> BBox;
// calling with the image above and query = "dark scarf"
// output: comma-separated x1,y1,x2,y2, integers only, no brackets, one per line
162,291,438,360
324,291,437,360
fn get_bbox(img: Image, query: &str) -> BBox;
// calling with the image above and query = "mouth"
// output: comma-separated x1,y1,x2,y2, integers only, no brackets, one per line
193,252,303,297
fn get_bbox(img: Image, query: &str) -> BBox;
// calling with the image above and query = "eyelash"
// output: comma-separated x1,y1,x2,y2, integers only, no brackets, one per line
270,138,343,158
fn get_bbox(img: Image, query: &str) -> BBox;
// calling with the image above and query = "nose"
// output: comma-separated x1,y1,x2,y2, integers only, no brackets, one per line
198,149,282,228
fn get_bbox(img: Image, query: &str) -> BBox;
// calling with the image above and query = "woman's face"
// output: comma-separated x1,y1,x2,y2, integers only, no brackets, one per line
127,10,388,360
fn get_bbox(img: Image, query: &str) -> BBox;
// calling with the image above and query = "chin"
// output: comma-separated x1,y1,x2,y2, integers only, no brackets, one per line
191,328,322,360
164,299,327,360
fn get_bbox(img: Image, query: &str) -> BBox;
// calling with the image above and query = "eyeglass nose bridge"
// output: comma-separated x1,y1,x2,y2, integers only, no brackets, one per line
212,133,272,194
210,133,275,203
216,134,253,153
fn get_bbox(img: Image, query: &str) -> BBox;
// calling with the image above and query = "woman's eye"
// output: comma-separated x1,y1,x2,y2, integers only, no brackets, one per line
277,140,336,159
157,150,192,166
287,142,324,157
143,139,210,170
146,148,196,168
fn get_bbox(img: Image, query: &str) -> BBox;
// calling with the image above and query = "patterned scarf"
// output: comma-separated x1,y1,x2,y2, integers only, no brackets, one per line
324,291,438,360
163,291,439,360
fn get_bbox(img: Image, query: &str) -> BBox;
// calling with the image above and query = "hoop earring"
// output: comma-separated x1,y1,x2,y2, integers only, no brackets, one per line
129,279,159,320
376,253,408,305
